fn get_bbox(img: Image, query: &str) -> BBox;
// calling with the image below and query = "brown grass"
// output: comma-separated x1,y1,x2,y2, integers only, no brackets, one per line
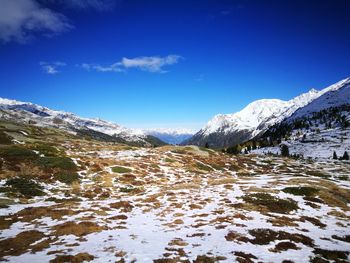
267,216,299,227
110,201,134,212
207,177,236,185
0,230,45,258
15,206,77,221
71,181,82,195
270,241,300,252
49,253,95,263
165,183,200,191
53,221,105,236
0,216,14,230
168,238,188,247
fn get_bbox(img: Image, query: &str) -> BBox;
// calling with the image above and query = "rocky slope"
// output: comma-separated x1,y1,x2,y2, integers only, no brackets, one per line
0,98,165,147
252,77,350,159
185,77,350,148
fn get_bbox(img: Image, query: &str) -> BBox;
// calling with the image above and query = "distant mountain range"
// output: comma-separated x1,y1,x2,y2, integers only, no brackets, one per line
184,77,350,151
0,98,198,146
0,98,165,147
143,128,195,145
1,76,349,156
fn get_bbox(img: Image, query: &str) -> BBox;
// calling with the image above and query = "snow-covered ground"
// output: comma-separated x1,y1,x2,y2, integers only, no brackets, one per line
1,143,349,262
253,126,350,160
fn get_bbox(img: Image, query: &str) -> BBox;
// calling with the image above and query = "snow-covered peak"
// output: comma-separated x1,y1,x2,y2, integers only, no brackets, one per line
0,97,145,141
143,127,196,136
234,99,288,126
203,99,290,136
319,76,350,94
290,88,319,106
0,97,24,106
143,128,196,145
199,84,331,138
288,76,350,120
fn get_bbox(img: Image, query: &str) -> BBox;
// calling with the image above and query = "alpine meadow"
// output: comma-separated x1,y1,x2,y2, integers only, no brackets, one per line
0,0,350,262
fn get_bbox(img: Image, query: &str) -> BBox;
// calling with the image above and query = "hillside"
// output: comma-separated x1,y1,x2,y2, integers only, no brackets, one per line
185,77,349,149
250,78,350,159
0,98,166,147
0,118,349,262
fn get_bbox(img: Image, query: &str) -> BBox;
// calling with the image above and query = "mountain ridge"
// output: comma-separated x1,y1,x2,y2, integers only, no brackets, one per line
184,77,350,148
143,128,195,145
0,97,165,147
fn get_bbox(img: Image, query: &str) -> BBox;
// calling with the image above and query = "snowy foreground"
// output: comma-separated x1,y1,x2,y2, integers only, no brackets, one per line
253,126,350,160
0,145,350,262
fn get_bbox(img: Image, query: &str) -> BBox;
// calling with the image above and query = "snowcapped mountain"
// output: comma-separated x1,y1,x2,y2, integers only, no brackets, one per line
252,77,350,159
185,77,349,148
143,128,196,145
288,77,350,120
0,98,164,147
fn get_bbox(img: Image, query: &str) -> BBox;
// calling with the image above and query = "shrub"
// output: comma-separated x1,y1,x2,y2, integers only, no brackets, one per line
120,186,142,193
28,143,61,157
35,157,77,171
0,146,37,161
226,145,241,155
243,193,298,214
0,131,12,145
282,186,319,197
170,148,187,154
332,235,350,243
111,166,132,173
311,248,349,262
196,162,214,172
306,170,330,179
5,177,44,197
54,172,80,184
0,198,15,208
248,228,314,246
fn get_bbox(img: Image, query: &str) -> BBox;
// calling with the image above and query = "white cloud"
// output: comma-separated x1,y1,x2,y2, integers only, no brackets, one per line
81,55,183,73
79,62,124,72
0,0,72,44
121,55,182,73
40,61,66,74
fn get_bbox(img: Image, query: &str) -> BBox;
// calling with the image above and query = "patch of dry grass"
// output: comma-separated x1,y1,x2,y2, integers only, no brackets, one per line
207,177,236,185
0,230,45,258
110,201,134,212
53,221,105,236
49,253,95,263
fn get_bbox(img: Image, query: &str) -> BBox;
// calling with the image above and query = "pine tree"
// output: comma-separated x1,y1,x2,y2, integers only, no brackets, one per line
342,151,349,160
247,145,251,152
205,142,209,148
226,145,240,155
333,151,338,160
252,140,257,150
280,144,289,157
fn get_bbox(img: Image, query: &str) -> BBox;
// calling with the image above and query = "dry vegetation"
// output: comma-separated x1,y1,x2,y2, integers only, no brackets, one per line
0,121,349,262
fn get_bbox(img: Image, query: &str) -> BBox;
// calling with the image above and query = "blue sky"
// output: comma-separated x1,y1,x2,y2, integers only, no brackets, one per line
1,0,350,130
